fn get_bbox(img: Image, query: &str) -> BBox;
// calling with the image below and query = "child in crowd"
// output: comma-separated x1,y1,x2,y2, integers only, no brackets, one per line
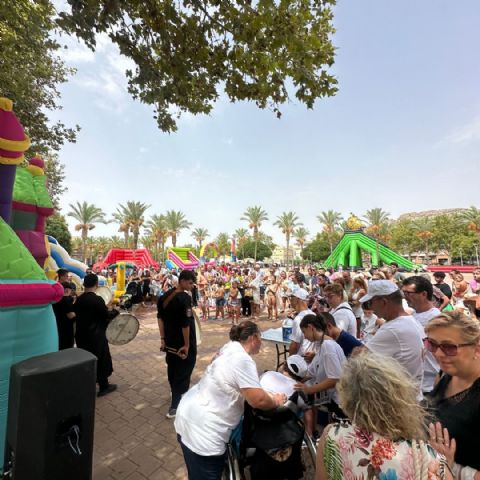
214,280,226,320
360,307,384,343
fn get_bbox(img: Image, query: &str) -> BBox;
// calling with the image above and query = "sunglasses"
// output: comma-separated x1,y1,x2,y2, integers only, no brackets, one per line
423,337,475,357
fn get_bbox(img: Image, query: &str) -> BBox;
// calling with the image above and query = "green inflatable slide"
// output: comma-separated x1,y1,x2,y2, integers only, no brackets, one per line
323,230,415,270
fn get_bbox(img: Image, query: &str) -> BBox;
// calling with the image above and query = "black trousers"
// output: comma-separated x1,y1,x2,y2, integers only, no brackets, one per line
166,351,196,409
242,296,252,316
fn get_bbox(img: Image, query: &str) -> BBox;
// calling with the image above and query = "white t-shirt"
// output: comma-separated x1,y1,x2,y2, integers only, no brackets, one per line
307,340,345,405
290,309,318,355
413,307,441,393
175,341,261,456
331,302,357,337
366,315,424,400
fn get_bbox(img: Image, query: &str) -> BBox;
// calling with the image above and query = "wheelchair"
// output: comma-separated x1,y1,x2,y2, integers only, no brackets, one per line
222,401,317,480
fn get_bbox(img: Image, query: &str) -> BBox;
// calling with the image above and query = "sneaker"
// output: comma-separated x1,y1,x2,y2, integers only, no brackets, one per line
97,384,117,397
166,408,176,419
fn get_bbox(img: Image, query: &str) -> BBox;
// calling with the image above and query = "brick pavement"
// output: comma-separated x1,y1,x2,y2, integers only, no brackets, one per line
93,305,283,480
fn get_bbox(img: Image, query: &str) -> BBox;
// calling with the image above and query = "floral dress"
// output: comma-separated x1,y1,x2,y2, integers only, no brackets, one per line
323,422,447,480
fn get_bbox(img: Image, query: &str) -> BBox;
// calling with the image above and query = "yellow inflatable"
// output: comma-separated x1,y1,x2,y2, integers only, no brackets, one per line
114,261,127,300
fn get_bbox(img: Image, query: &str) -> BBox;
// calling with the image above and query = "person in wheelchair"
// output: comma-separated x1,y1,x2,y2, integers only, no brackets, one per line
240,355,311,480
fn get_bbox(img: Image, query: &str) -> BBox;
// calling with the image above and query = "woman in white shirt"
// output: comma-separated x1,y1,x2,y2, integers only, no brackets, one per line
175,321,286,480
294,314,346,434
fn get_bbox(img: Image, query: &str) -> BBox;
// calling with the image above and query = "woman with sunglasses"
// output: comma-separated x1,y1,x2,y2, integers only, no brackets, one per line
425,312,480,478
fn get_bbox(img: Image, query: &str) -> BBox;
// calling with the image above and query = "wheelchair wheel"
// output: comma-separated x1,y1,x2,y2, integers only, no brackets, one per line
222,443,243,480
300,432,316,480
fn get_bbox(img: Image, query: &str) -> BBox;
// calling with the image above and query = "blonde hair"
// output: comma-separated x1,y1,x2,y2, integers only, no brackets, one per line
353,276,368,291
338,352,427,441
425,311,480,344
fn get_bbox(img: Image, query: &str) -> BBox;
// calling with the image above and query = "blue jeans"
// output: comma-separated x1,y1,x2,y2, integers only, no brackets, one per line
178,436,226,480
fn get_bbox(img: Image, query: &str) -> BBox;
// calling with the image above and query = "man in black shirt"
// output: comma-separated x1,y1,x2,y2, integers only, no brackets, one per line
433,272,452,299
52,281,76,350
157,270,197,418
75,273,119,397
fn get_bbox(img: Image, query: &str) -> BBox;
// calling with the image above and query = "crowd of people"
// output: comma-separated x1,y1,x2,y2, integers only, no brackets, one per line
52,261,480,480
167,263,480,480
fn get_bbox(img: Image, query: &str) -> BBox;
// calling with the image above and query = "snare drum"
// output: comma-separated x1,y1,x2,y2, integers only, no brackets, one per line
106,313,139,345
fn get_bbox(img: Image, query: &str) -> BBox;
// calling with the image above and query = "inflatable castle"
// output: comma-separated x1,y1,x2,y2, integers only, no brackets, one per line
0,98,64,471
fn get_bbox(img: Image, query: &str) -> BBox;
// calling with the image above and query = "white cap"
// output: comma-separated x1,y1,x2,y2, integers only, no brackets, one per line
287,355,308,378
360,280,399,303
291,288,309,301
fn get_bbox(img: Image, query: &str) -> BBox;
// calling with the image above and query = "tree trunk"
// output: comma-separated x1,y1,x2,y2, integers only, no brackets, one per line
81,229,88,264
286,235,290,269
133,227,139,250
172,233,177,247
253,228,258,262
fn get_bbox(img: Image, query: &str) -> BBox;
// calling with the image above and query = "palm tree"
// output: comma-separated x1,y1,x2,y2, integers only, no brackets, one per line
112,206,130,248
241,205,268,262
317,210,343,254
107,235,124,249
412,217,434,265
363,208,390,266
215,232,231,258
274,211,301,267
191,227,209,249
145,214,169,261
67,201,107,262
294,226,309,257
164,210,192,247
118,201,150,250
461,206,480,245
234,228,249,260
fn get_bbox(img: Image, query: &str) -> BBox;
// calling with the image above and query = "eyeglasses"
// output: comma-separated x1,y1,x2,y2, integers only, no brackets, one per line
402,289,419,296
423,337,475,356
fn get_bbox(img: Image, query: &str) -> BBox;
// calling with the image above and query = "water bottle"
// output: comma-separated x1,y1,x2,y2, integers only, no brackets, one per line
282,317,293,342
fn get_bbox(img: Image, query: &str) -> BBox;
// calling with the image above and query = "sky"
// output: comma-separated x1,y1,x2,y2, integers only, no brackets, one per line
53,0,480,246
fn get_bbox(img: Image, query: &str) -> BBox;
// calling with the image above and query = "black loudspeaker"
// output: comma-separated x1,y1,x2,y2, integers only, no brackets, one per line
5,348,97,480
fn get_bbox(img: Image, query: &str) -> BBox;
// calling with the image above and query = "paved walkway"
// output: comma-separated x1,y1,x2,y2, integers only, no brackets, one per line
93,306,283,480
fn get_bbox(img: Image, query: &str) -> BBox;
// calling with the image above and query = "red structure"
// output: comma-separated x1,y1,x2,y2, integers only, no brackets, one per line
426,265,477,273
93,249,159,271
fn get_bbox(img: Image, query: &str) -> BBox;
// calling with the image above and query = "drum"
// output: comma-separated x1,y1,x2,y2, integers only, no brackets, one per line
96,286,113,305
106,313,139,345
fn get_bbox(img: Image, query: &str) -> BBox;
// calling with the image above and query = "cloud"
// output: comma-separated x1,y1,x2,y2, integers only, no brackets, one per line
445,117,480,145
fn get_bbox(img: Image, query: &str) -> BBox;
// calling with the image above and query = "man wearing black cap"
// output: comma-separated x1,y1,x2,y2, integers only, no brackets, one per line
75,273,119,397
52,281,76,350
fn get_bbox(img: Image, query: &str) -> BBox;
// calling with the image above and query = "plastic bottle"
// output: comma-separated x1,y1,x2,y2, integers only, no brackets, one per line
282,317,293,342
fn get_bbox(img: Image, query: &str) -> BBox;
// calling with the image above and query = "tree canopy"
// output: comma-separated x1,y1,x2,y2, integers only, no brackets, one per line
56,0,337,132
45,213,72,253
0,0,79,156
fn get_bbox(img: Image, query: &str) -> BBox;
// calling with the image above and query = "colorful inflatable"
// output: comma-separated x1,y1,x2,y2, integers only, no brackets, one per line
0,98,62,472
167,247,200,271
45,235,87,288
323,230,415,269
199,242,219,264
93,248,159,271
